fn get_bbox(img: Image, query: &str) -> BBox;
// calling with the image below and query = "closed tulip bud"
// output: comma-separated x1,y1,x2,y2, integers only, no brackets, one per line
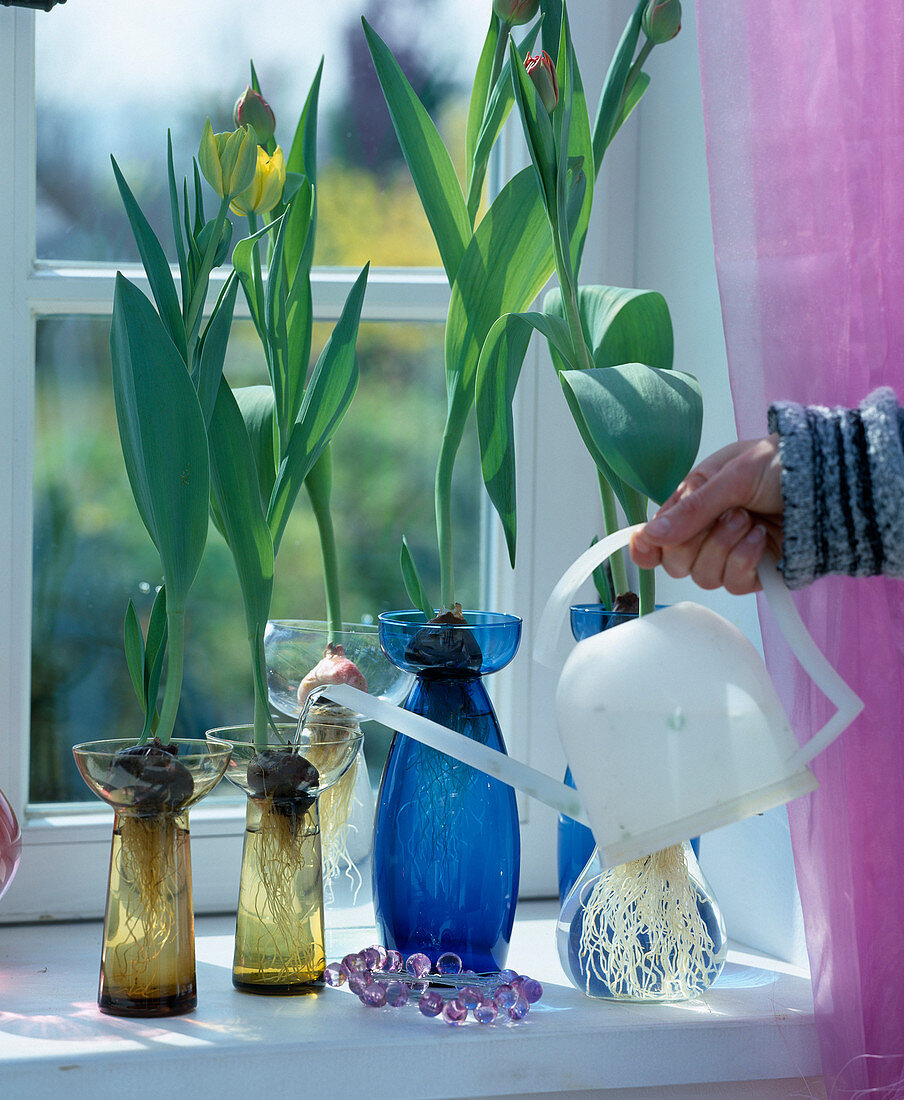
233,85,276,145
198,121,259,200
641,0,681,44
229,145,286,216
524,51,558,114
493,0,539,27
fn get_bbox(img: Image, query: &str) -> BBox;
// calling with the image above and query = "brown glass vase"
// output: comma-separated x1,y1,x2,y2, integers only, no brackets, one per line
72,737,232,1017
210,706,362,995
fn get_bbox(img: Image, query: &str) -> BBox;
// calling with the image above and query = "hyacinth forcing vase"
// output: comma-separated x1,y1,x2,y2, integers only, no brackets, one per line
212,709,362,995
72,738,232,1017
264,619,413,908
556,838,726,1002
0,787,21,906
373,611,522,974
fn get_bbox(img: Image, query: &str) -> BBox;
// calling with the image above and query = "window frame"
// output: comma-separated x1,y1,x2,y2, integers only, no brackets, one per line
1,2,806,966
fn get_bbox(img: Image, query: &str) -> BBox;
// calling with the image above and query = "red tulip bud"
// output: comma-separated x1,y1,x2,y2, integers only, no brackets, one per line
641,0,682,45
233,85,276,145
524,51,559,114
493,0,539,27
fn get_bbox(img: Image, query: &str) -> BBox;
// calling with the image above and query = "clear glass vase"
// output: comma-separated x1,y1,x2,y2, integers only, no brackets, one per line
0,787,21,905
263,619,413,917
212,709,362,995
373,610,522,973
556,840,727,1002
72,737,232,1017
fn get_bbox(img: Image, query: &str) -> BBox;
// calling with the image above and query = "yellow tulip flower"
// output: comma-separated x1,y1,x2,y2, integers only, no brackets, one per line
229,146,287,216
198,120,259,201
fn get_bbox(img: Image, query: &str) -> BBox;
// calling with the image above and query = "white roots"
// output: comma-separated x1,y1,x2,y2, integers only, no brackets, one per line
578,843,716,1000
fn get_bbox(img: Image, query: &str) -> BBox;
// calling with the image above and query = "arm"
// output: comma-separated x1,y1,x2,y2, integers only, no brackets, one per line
630,387,904,593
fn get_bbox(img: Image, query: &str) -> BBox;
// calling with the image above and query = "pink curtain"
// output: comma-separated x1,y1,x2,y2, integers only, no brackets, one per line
695,3,904,1096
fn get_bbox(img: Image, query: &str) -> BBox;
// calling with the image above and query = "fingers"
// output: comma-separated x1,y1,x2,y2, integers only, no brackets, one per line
632,509,770,596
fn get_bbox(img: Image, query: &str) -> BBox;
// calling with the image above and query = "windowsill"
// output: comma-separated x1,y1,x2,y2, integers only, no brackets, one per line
0,902,822,1099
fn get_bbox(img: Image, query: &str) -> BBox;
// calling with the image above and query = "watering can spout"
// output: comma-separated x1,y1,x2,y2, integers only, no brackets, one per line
321,526,862,867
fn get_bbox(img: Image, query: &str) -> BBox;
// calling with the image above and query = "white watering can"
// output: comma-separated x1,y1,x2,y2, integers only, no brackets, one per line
323,525,863,867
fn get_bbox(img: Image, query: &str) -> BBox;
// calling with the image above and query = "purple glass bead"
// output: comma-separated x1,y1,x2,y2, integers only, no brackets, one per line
436,952,462,975
441,998,468,1025
323,963,346,987
520,977,543,1004
418,991,444,1018
406,952,431,978
385,981,410,1007
361,981,388,1008
493,983,517,1009
384,949,403,973
459,985,482,1010
348,974,369,997
408,979,428,994
474,999,498,1024
498,968,519,983
362,945,385,970
342,952,366,974
506,995,530,1021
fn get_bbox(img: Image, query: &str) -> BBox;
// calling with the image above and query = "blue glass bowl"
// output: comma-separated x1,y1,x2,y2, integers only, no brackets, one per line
570,603,640,642
378,611,522,676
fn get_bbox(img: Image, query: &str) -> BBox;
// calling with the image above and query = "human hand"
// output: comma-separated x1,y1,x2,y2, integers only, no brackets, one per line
629,435,784,594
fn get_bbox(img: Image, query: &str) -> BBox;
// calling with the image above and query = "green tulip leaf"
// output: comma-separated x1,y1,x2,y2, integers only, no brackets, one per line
466,13,500,179
110,274,210,612
444,166,555,444
559,363,703,505
363,18,470,283
195,275,238,427
544,284,674,372
208,378,275,724
284,60,321,278
111,156,187,364
466,22,541,224
593,0,647,172
233,214,286,346
123,600,146,711
268,264,368,553
476,310,574,563
607,71,649,152
235,385,278,509
400,536,434,622
166,134,189,312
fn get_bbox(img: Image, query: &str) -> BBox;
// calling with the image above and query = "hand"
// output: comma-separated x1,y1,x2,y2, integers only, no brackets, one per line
629,435,784,594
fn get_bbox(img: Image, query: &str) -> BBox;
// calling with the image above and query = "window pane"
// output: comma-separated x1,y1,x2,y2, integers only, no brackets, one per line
31,316,480,802
35,0,485,266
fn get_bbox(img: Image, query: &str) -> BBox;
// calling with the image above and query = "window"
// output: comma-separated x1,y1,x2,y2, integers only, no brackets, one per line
1,1,805,966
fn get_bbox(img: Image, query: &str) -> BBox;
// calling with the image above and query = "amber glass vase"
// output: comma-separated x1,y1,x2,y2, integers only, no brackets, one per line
72,737,232,1017
211,704,362,995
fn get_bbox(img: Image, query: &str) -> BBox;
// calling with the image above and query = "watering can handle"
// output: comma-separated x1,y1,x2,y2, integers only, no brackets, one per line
533,523,863,768
754,555,863,767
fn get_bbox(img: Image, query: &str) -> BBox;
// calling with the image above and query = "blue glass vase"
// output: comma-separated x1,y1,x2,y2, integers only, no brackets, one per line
373,610,522,973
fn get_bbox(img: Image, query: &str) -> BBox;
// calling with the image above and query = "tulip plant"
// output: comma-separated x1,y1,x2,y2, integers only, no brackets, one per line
205,65,369,749
475,0,702,615
367,0,698,617
111,126,258,744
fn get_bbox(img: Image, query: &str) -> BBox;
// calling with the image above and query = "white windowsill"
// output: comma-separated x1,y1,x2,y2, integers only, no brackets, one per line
0,902,822,1099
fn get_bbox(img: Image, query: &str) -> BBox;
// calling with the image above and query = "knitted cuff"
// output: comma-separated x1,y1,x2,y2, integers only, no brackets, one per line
767,387,904,589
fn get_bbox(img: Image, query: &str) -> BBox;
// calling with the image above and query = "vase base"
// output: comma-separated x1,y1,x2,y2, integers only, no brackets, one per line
99,990,197,1017
232,976,323,996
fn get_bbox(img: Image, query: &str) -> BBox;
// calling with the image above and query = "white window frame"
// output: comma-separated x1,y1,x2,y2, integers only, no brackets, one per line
0,2,805,966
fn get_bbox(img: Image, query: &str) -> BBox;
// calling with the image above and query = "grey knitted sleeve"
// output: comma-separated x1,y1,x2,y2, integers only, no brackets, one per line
766,387,904,589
